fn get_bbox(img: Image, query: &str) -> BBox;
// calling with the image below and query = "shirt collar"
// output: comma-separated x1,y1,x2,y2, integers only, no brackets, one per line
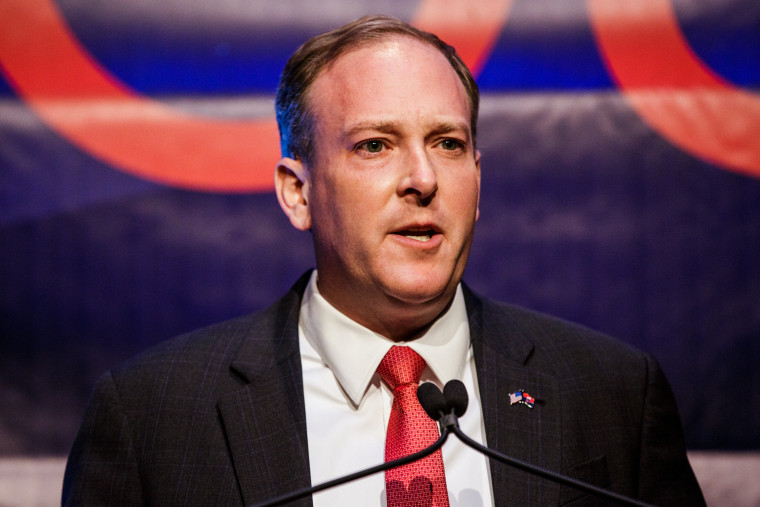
299,271,471,406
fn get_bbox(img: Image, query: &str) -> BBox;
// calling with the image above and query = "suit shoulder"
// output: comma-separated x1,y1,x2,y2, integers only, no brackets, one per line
465,287,650,371
115,312,258,373
109,274,306,390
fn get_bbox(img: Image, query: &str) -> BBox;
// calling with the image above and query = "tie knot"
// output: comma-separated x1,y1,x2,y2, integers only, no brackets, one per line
377,346,426,390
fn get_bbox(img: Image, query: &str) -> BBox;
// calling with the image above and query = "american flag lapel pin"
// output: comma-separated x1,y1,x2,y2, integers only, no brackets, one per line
509,389,535,408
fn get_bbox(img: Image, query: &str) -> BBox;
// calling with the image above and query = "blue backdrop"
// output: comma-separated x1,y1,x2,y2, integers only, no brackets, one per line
1,0,758,455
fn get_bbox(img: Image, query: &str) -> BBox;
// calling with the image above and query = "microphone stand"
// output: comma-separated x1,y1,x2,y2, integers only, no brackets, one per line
251,429,451,507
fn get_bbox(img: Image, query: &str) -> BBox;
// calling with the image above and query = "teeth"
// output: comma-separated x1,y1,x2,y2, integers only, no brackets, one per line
405,234,431,242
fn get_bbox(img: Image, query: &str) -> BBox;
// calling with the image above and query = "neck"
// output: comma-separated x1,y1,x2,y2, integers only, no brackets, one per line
317,281,457,342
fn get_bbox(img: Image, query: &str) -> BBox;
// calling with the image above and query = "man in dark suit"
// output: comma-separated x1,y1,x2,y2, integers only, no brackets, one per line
63,15,704,506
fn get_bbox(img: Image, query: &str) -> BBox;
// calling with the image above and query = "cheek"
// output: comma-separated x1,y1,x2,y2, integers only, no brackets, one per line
445,172,480,212
330,169,392,213
312,177,370,239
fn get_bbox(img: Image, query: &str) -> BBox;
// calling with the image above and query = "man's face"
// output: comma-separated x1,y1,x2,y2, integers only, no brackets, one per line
281,36,480,336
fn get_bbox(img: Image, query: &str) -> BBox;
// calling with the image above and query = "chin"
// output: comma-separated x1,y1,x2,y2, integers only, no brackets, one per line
382,272,457,307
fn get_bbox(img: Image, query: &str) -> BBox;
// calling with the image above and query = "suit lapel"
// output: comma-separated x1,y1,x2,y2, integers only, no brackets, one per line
465,286,561,506
214,277,563,505
218,274,314,506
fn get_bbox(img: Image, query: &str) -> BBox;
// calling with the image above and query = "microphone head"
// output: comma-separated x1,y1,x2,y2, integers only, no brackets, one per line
416,382,447,421
443,380,469,417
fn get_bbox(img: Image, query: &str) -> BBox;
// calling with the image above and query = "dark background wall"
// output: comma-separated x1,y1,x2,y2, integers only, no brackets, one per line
1,0,758,456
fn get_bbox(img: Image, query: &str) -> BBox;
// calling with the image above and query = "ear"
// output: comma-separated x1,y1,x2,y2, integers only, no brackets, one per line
275,157,311,231
474,150,481,222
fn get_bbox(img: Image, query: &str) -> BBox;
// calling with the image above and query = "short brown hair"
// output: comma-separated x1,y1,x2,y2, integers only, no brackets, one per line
275,15,480,165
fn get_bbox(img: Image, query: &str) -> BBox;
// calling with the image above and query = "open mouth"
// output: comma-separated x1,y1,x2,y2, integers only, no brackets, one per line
393,227,438,242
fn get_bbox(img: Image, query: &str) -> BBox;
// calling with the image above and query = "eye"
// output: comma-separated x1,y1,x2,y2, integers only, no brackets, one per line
438,138,463,151
357,140,385,153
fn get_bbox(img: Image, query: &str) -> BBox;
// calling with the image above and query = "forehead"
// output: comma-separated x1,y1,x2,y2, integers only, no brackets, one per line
307,36,471,134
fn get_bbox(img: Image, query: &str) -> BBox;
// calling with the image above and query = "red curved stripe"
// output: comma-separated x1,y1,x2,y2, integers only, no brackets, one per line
0,0,511,191
0,0,279,192
412,0,514,75
588,0,760,178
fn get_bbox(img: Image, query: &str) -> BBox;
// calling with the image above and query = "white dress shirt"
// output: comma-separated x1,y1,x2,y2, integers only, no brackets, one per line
299,271,494,506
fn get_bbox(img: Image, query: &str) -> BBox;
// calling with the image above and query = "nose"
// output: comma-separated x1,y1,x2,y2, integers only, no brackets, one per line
396,146,438,203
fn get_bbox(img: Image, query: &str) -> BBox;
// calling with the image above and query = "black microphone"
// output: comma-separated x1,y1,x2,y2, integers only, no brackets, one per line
417,381,447,420
418,380,463,433
442,378,467,417
418,380,655,507
251,382,452,507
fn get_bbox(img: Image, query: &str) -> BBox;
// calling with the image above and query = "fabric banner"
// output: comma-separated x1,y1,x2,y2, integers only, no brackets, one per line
1,0,758,455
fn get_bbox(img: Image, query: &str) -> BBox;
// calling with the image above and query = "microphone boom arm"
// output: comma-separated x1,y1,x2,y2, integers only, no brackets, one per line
439,403,655,507
251,427,451,507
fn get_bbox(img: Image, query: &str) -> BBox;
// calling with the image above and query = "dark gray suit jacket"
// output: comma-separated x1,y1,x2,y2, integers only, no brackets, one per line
63,272,704,506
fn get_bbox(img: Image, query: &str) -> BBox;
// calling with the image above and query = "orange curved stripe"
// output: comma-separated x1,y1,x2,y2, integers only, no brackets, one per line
0,0,512,192
0,0,279,192
588,0,760,178
412,0,514,75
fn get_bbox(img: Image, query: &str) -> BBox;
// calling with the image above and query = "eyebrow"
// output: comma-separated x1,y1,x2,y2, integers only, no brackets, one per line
344,120,471,143
344,120,404,139
427,121,471,141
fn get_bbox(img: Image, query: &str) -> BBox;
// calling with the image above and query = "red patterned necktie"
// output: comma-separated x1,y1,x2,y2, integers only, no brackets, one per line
377,346,450,507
